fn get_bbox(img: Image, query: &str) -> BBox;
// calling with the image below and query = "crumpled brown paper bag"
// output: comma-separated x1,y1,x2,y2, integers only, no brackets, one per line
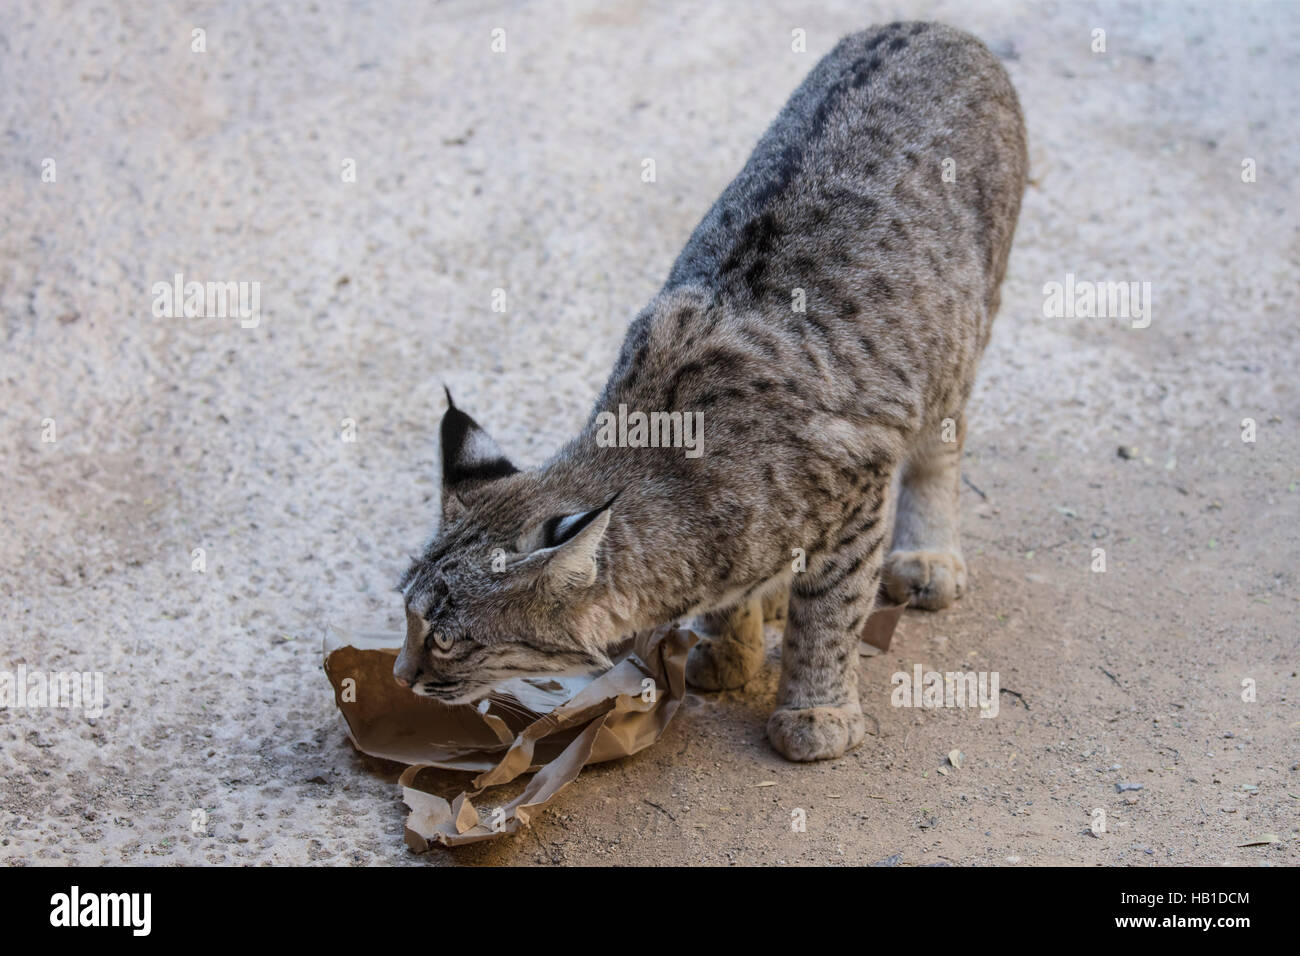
323,602,904,849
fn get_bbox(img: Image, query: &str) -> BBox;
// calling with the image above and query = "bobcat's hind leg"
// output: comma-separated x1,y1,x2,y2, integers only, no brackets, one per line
686,595,765,691
761,584,788,624
884,415,968,610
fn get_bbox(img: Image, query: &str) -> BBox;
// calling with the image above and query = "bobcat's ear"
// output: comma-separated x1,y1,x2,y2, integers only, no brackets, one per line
440,388,517,502
537,498,617,594
440,491,467,526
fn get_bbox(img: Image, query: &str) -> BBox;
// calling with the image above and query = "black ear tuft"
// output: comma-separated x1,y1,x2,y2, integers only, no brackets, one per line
440,397,518,491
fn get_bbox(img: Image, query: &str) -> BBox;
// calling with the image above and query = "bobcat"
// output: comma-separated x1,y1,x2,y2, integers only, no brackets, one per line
395,22,1027,761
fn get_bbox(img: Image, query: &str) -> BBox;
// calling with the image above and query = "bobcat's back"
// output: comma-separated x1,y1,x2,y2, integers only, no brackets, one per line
584,20,1028,620
669,20,1026,315
596,21,1025,437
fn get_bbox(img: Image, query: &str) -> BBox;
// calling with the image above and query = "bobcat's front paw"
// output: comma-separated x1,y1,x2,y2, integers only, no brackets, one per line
884,549,967,610
766,704,865,762
686,636,763,691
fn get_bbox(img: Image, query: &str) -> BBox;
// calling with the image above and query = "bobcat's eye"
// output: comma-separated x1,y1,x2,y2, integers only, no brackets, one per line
431,631,455,652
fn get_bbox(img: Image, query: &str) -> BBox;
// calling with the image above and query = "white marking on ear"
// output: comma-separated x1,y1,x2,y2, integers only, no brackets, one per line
541,508,612,593
457,427,508,471
553,512,587,540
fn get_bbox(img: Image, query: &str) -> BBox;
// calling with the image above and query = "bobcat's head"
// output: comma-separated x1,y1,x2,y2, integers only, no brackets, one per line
394,392,623,703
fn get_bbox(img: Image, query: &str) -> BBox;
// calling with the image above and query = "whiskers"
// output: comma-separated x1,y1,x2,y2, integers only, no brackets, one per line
483,691,555,728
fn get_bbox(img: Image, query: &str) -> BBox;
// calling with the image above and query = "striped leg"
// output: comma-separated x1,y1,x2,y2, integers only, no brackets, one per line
767,490,890,761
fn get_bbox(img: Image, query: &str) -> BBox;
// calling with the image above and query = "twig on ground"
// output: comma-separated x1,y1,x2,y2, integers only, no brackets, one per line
962,474,989,500
644,799,676,821
999,687,1030,710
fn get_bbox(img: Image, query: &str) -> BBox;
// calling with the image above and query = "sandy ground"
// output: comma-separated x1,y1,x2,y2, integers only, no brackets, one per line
2,0,1297,866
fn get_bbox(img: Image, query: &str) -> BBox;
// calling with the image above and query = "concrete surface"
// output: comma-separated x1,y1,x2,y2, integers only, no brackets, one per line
1,0,1297,865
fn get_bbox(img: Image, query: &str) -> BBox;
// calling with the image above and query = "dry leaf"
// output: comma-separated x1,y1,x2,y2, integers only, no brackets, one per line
1237,834,1280,847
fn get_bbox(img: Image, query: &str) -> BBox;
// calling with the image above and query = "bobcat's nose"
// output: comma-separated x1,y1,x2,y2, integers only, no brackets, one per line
395,607,428,688
393,646,421,688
